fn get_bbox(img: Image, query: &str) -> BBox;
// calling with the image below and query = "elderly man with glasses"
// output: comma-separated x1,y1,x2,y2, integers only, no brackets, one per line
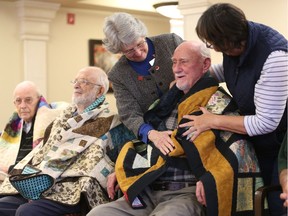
0,66,134,216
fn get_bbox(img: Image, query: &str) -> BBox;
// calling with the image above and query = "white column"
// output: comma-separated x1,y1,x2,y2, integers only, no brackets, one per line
178,0,210,40
170,19,184,39
16,0,60,96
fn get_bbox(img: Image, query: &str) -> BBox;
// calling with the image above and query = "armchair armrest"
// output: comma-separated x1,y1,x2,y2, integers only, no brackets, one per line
254,185,282,216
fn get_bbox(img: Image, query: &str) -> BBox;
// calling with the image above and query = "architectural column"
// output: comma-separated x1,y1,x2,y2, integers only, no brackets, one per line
178,0,210,40
16,0,60,95
170,19,184,39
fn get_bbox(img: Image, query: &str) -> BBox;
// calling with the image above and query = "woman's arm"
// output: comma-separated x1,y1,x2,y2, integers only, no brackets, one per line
210,63,225,82
180,107,246,141
244,51,288,136
180,51,288,140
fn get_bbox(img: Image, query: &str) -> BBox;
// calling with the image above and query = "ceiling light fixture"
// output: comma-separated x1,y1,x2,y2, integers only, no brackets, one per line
153,1,183,19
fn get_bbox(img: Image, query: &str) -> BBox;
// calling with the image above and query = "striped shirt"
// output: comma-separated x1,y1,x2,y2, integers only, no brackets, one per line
212,51,288,136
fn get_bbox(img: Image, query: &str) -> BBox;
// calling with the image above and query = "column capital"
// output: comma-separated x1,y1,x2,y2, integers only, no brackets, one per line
16,0,60,40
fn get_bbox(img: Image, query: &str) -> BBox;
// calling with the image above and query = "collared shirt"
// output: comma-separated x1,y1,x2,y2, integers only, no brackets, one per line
156,107,197,183
23,122,32,133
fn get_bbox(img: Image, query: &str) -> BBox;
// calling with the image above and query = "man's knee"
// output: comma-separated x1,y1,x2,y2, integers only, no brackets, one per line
15,203,31,216
87,204,107,216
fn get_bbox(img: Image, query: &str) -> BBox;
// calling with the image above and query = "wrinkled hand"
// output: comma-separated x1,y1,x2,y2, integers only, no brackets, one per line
179,107,213,141
196,181,206,206
148,130,174,155
106,172,119,200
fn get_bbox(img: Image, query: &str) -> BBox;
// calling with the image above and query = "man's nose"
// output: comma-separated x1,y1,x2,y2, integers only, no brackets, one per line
173,63,181,72
74,82,80,88
19,102,27,109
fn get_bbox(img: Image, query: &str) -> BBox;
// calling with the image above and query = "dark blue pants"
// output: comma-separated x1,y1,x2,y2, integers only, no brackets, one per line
0,195,81,216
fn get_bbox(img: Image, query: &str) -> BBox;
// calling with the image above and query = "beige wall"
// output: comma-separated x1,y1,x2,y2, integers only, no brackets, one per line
0,1,170,129
0,0,287,130
0,2,23,129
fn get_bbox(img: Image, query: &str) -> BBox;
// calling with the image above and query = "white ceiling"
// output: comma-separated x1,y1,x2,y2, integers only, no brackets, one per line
2,0,175,15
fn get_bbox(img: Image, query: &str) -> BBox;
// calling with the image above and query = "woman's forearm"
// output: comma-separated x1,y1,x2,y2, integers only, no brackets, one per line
212,114,247,134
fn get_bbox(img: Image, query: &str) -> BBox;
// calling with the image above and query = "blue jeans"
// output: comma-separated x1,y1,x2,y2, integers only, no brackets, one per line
0,195,81,216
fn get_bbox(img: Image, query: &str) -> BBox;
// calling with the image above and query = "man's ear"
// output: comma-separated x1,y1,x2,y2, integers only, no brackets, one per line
96,86,104,98
203,58,211,73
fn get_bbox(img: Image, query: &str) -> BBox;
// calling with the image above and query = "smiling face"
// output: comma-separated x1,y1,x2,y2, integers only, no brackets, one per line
121,37,148,62
13,81,40,123
172,41,211,94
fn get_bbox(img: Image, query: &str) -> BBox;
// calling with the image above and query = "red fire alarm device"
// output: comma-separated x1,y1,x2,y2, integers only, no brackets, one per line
67,13,75,25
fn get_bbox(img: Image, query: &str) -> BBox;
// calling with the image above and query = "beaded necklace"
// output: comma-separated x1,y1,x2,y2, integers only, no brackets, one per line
83,95,105,113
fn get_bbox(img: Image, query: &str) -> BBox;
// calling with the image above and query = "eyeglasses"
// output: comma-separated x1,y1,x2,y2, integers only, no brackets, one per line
14,97,35,106
122,40,147,56
70,79,101,87
204,41,233,52
205,41,214,49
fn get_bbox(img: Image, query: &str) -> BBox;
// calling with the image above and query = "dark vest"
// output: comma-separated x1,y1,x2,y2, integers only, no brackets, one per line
223,21,287,157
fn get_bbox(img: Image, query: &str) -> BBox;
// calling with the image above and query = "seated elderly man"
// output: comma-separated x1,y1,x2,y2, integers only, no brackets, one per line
0,81,54,181
0,66,134,216
88,41,263,216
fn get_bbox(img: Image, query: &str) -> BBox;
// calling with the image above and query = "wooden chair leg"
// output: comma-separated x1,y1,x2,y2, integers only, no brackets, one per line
254,185,282,216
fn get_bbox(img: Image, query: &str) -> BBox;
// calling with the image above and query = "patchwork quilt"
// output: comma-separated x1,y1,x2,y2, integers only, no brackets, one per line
116,78,263,216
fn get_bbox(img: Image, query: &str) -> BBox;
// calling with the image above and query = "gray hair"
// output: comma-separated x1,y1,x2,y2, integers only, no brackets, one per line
102,12,148,54
198,41,211,59
78,66,110,95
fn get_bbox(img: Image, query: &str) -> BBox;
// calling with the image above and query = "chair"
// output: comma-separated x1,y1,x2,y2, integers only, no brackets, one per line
254,185,282,216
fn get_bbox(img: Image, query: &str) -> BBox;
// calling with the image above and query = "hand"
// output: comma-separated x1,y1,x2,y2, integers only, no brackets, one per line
280,192,288,207
106,172,119,200
196,181,206,206
179,107,213,141
279,169,288,207
148,130,174,155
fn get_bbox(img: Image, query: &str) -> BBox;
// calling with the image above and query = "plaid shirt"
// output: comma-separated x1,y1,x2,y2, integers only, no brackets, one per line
156,107,197,184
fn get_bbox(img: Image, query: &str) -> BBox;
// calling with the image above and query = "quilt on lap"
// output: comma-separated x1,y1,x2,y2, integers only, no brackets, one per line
0,101,134,208
0,97,66,180
116,77,263,216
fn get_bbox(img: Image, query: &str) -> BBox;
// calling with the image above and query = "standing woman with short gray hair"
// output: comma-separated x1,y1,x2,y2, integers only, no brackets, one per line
103,12,184,148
